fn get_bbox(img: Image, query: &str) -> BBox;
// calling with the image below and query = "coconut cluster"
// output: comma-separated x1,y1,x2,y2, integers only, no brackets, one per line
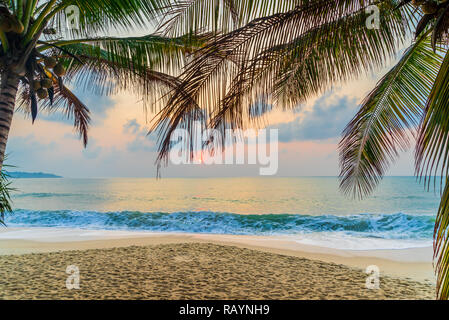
44,56,66,77
412,0,448,14
33,78,51,99
32,57,66,100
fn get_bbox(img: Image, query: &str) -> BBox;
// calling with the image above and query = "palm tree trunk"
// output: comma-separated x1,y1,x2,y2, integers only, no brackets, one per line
0,71,20,172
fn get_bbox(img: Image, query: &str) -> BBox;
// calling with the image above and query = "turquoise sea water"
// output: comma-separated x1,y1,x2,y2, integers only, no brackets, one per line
4,177,440,250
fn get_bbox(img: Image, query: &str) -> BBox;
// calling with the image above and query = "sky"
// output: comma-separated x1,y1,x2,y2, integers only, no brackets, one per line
6,56,415,178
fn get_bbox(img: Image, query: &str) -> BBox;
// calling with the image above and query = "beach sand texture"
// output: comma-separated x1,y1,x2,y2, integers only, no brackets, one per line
0,243,436,300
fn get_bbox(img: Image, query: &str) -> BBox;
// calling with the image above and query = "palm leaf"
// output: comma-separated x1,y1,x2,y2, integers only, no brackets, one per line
339,35,443,198
435,177,449,299
158,0,240,36
17,79,91,147
51,82,90,146
158,0,304,36
152,0,413,166
37,33,206,75
17,31,196,146
209,1,410,135
49,0,171,38
17,39,184,146
55,42,183,110
416,50,449,190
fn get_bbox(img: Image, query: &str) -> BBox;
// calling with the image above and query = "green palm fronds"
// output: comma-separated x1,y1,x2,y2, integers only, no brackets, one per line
340,35,443,198
336,5,449,300
0,1,206,149
414,49,449,300
435,177,449,299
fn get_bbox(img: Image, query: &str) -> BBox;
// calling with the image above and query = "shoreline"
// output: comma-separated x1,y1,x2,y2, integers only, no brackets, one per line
0,227,436,283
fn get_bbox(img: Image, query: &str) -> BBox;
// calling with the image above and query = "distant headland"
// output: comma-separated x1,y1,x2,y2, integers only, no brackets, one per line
6,171,62,178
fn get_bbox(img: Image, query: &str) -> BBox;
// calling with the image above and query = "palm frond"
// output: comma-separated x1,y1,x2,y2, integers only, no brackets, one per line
339,36,443,199
416,49,449,190
53,42,183,111
51,82,91,146
158,0,237,36
435,177,449,299
18,38,185,145
38,33,207,76
152,0,413,167
18,78,91,146
158,0,302,36
50,0,171,38
209,1,411,134
17,31,196,146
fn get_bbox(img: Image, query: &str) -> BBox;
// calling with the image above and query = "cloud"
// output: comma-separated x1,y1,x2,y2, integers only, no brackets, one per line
123,119,141,134
272,94,358,142
27,90,116,127
73,90,116,123
5,134,60,173
123,119,157,153
6,134,57,158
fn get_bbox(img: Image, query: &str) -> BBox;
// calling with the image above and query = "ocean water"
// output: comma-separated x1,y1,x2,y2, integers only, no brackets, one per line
4,177,440,250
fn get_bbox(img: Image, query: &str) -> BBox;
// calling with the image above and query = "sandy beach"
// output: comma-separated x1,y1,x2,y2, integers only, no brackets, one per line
0,228,437,300
0,0,447,302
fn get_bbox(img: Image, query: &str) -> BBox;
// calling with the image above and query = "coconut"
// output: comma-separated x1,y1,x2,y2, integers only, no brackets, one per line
53,63,66,76
32,80,42,90
421,1,438,14
36,88,48,99
44,57,57,68
40,78,53,89
11,18,24,34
